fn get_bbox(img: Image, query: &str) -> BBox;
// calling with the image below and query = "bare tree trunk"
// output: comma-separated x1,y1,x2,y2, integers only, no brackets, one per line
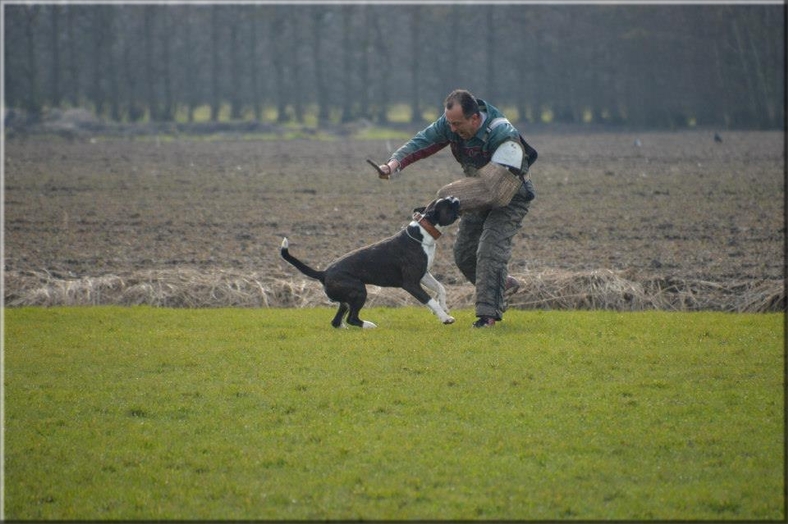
731,12,758,125
23,6,42,120
743,12,776,127
107,8,121,122
730,17,759,127
210,6,221,122
437,6,461,116
409,6,423,123
270,7,288,123
340,6,353,123
121,10,142,122
160,10,174,121
370,10,389,124
312,7,330,125
358,5,370,119
229,11,243,120
249,10,262,122
50,6,61,108
293,10,305,124
183,9,196,123
91,7,106,117
485,6,496,102
66,6,80,107
144,6,158,121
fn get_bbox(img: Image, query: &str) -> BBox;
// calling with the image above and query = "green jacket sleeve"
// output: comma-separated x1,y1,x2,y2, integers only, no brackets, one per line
389,117,452,170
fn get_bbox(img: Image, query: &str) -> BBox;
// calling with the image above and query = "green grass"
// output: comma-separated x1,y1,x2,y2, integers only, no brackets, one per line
4,307,784,520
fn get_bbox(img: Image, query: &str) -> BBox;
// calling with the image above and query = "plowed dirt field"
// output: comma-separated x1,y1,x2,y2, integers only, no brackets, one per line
4,130,784,311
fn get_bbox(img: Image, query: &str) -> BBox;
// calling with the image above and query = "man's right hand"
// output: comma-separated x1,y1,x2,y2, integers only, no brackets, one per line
380,160,400,177
366,159,399,180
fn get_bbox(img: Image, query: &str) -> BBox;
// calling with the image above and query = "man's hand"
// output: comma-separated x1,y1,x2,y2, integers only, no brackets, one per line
366,159,400,180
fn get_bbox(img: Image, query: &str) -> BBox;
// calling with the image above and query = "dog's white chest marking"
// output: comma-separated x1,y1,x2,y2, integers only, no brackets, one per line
411,221,438,269
421,241,436,269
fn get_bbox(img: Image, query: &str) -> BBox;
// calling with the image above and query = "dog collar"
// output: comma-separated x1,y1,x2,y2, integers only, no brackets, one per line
413,212,442,240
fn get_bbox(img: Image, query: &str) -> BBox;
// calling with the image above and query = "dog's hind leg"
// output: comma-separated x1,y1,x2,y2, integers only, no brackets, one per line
332,303,350,328
333,280,376,328
351,316,377,329
347,308,377,329
347,302,377,329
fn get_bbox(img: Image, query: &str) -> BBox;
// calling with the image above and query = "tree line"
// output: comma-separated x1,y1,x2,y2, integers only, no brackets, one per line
4,3,784,130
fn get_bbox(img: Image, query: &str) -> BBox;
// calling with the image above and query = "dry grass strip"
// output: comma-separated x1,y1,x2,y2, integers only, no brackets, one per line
4,269,784,312
506,270,785,313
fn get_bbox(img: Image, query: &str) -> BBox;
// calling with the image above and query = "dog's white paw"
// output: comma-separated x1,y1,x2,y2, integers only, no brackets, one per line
443,316,455,325
362,321,378,329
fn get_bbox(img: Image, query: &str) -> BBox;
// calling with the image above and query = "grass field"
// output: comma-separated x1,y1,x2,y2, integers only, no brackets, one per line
4,307,784,520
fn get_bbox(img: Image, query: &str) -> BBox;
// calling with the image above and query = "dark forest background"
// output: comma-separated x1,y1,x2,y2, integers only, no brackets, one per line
4,3,784,130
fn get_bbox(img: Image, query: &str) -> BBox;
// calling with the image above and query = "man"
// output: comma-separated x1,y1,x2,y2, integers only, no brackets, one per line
377,89,536,328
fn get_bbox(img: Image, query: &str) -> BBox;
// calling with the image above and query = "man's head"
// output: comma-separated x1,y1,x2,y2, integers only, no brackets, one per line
444,89,482,140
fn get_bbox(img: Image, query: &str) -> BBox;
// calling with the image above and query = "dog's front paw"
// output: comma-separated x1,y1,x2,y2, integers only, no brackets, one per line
443,316,455,325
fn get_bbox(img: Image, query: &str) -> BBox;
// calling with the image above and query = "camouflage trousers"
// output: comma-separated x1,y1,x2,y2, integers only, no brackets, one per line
453,173,535,320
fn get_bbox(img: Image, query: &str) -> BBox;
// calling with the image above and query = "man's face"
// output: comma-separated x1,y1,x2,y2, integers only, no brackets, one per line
445,104,481,140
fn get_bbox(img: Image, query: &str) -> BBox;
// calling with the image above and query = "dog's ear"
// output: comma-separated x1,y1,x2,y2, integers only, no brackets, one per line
418,198,441,214
412,206,426,215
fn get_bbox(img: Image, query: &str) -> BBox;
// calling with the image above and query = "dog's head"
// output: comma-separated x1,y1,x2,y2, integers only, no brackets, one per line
413,196,461,228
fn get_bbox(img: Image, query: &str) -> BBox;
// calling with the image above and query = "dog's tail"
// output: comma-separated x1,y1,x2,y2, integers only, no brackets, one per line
280,237,326,283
